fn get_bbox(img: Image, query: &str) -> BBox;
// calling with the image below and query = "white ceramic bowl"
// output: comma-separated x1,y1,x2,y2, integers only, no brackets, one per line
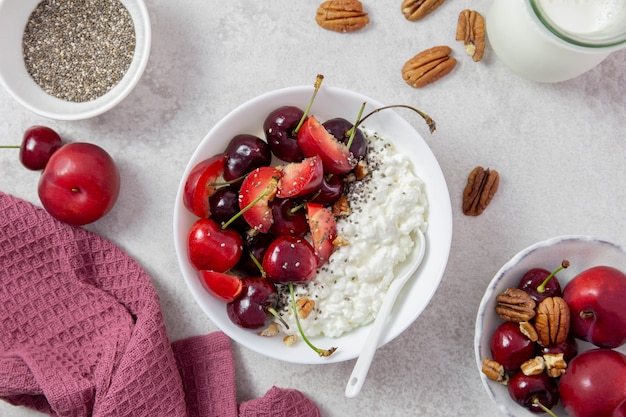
173,85,453,364
0,0,151,120
475,235,626,416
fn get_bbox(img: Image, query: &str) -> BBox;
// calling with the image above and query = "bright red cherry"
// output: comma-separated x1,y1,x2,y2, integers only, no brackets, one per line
490,321,536,371
19,125,63,170
187,218,242,273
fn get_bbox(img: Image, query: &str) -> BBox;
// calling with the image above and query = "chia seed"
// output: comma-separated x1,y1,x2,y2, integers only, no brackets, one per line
22,0,136,103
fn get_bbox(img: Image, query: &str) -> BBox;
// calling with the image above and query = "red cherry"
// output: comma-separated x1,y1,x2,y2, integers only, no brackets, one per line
297,115,356,175
490,321,536,371
227,277,279,329
517,260,568,303
262,235,317,284
238,166,280,233
276,155,324,199
198,270,242,302
306,202,337,266
19,125,63,170
269,198,309,237
187,218,242,273
508,371,559,414
183,153,226,218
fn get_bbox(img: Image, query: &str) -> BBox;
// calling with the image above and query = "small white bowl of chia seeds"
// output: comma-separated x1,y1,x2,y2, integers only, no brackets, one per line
0,0,151,121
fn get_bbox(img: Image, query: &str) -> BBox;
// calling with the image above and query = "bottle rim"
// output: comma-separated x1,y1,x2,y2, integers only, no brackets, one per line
530,0,626,48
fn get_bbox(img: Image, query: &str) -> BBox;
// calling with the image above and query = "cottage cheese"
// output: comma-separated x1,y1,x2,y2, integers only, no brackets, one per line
278,129,428,338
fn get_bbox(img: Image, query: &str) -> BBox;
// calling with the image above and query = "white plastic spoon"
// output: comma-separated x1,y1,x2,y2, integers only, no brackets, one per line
345,229,426,398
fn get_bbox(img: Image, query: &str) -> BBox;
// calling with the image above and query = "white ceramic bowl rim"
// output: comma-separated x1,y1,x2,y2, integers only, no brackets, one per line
173,84,453,364
0,0,151,120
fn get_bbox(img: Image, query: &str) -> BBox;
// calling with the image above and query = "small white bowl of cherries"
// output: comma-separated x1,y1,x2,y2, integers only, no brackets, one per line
475,235,626,417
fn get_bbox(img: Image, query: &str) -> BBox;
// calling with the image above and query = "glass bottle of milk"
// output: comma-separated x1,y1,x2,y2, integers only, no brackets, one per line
486,0,626,82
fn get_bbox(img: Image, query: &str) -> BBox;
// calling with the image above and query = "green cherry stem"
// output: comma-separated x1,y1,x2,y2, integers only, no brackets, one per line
294,74,324,134
356,104,437,134
533,397,558,417
220,185,271,230
0,145,20,149
537,260,570,293
288,282,337,357
346,102,367,150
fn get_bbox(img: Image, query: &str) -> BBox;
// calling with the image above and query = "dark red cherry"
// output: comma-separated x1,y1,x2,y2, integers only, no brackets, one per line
508,371,559,414
223,134,272,182
209,186,249,233
262,235,317,284
538,334,579,364
263,106,305,162
322,117,367,160
227,277,278,329
269,198,309,237
518,260,568,303
232,233,274,277
490,321,536,371
309,174,344,206
19,125,63,170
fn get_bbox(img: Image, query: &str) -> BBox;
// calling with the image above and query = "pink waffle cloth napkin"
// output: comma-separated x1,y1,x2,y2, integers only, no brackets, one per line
0,191,321,417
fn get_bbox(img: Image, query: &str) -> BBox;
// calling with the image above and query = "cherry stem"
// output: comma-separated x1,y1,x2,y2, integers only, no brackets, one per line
0,145,20,149
537,259,569,293
221,186,271,230
355,104,437,134
248,251,265,277
266,306,289,330
532,397,558,417
208,175,246,187
294,74,324,134
289,200,307,215
345,102,366,150
288,282,337,357
580,310,595,319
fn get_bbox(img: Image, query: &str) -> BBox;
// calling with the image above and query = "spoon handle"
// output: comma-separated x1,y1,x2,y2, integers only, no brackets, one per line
345,230,426,398
344,275,404,398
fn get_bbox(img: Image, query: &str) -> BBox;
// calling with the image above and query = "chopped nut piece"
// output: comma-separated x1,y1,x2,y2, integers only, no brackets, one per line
354,160,369,180
535,296,570,346
283,334,298,346
519,321,539,342
455,9,485,62
332,235,350,247
544,353,567,377
521,356,545,376
401,0,446,21
258,322,280,337
296,297,315,319
316,0,369,32
332,194,351,217
402,45,456,88
462,166,500,216
495,287,536,322
481,358,509,385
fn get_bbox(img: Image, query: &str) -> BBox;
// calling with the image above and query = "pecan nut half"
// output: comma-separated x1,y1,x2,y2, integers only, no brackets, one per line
462,166,499,216
535,296,570,346
316,0,369,32
401,0,446,21
402,45,456,88
481,358,508,385
495,287,536,322
456,9,485,62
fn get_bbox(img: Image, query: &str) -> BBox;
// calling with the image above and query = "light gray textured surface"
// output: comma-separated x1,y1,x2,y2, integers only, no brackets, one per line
1,1,625,416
